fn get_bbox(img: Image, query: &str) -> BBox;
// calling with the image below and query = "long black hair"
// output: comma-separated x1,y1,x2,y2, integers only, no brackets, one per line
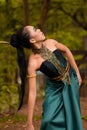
10,27,31,110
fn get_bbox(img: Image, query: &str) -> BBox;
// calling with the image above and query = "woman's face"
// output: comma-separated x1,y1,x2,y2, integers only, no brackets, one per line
25,26,46,43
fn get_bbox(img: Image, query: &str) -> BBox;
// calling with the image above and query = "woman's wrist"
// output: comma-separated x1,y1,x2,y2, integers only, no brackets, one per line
26,122,33,126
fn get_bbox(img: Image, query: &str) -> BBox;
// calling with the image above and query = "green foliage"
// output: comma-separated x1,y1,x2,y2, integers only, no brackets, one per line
45,0,87,49
0,44,18,85
0,0,87,43
0,114,27,123
0,112,41,123
48,30,86,50
0,0,23,40
0,84,19,113
82,115,87,120
0,0,87,113
0,44,19,113
12,114,27,123
33,115,41,120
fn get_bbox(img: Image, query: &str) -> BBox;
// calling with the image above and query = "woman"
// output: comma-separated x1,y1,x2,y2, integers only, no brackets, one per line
10,26,83,130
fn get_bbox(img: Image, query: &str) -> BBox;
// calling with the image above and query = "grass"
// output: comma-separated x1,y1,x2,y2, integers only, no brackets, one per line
82,115,87,120
0,113,86,123
0,113,41,123
0,114,41,130
0,114,27,123
34,115,41,120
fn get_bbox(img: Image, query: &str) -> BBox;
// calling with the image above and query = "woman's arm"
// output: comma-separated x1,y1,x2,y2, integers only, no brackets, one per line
26,57,37,130
54,40,82,86
27,76,36,126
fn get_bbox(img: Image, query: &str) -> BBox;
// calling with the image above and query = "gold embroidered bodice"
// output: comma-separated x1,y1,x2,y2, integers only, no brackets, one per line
32,44,71,84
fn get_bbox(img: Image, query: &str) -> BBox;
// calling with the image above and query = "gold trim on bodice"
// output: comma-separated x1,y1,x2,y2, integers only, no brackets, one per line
32,44,71,84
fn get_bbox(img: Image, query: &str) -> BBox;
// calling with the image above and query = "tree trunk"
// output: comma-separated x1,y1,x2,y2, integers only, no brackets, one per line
22,0,29,25
38,0,51,31
5,0,8,2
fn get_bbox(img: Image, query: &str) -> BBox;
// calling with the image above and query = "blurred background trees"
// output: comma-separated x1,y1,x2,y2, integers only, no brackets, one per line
0,0,87,113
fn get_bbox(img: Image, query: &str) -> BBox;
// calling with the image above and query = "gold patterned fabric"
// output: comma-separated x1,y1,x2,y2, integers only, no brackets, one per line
32,44,71,84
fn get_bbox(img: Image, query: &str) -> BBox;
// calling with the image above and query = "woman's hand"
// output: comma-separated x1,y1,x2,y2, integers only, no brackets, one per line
76,72,82,87
26,124,34,130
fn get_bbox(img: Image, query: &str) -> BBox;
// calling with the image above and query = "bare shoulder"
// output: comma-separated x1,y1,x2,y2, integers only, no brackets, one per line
45,39,65,46
45,39,69,52
45,39,58,45
46,39,64,47
44,39,58,50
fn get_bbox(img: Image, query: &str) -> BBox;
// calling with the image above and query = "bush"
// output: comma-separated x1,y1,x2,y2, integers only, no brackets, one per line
0,84,19,114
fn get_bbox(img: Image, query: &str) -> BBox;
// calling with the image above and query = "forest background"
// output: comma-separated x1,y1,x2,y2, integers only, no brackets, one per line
0,0,87,114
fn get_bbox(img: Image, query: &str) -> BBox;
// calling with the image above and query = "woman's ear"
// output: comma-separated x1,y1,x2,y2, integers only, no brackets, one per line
29,38,36,43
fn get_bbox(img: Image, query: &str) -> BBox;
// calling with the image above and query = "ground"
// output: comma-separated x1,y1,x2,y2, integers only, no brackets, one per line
0,97,87,130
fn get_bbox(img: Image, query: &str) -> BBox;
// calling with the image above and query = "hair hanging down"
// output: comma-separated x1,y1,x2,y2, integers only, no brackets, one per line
10,27,31,110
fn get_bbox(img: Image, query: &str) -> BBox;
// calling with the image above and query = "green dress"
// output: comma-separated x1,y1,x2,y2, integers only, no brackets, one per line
39,49,83,130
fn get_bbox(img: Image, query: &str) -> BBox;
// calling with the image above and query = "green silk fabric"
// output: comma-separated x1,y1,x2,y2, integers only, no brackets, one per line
40,72,83,130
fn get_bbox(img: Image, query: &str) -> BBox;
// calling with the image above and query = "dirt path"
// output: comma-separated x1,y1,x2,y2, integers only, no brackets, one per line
80,97,87,130
0,97,87,130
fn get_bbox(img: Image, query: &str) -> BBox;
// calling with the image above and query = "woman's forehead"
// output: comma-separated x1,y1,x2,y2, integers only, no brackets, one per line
24,26,35,36
25,25,34,31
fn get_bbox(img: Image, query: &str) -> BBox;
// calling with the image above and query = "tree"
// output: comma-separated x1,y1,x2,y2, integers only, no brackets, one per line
56,1,87,31
37,0,51,31
22,0,29,25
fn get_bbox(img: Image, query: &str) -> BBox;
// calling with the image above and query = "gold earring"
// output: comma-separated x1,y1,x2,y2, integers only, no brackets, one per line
33,40,36,43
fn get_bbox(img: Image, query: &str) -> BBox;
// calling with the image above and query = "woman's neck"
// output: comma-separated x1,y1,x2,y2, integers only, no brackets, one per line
32,39,46,54
33,39,46,49
33,42,42,49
